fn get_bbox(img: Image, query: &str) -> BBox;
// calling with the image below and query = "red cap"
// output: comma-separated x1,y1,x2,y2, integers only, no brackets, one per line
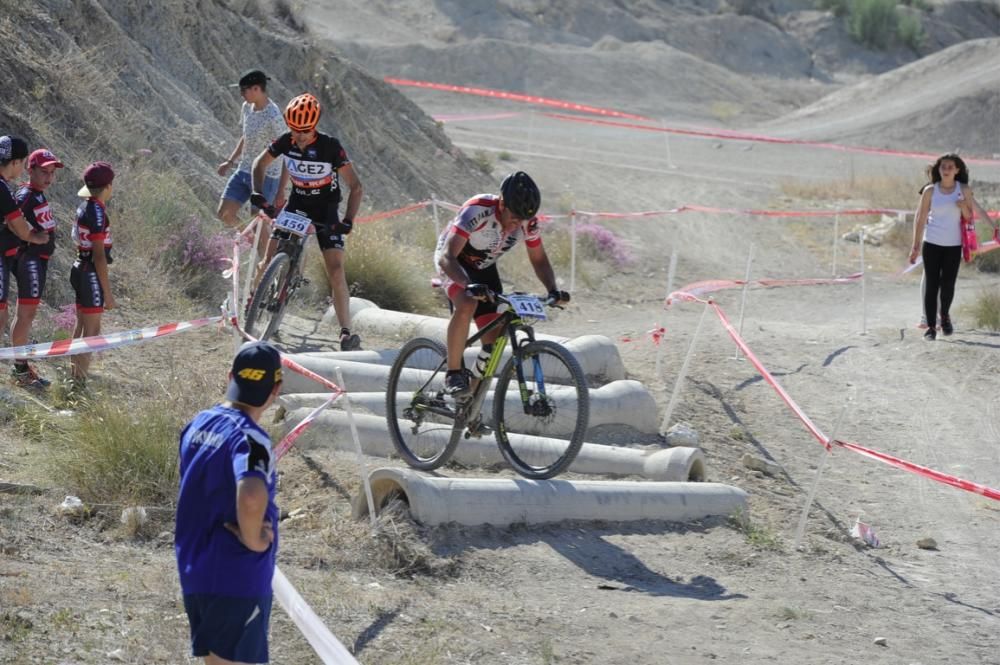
78,161,114,197
27,149,64,169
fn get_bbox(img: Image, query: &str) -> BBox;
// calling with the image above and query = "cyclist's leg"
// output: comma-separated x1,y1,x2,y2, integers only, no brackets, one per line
316,224,349,328
443,264,502,371
0,252,12,342
218,170,251,229
11,255,46,371
70,265,104,381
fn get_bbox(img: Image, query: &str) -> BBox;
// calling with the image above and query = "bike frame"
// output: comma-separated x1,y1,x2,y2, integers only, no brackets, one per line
453,303,542,429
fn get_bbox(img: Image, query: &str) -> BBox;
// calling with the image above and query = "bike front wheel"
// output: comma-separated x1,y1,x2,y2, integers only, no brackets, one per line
385,337,464,471
493,340,589,479
245,252,292,341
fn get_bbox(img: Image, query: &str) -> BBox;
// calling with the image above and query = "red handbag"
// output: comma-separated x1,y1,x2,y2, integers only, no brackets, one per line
961,213,978,263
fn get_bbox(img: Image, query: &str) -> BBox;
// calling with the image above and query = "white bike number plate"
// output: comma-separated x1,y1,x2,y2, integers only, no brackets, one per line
274,210,311,236
508,294,546,320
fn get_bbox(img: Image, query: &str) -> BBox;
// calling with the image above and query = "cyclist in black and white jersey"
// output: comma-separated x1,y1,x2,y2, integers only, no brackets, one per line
435,171,569,396
251,93,364,351
0,136,29,349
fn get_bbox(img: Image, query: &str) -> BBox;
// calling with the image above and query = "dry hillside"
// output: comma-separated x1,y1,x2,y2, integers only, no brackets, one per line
0,0,491,213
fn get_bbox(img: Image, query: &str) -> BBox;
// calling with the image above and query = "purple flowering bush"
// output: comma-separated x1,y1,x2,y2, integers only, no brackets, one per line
577,222,635,268
53,304,77,336
163,215,232,298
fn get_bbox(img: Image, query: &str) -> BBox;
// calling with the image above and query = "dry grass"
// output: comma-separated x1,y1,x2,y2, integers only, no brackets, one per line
780,175,923,211
966,287,1000,331
304,215,440,314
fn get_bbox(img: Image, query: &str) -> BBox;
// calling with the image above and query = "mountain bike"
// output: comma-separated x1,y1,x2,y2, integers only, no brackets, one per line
244,209,312,341
385,292,589,480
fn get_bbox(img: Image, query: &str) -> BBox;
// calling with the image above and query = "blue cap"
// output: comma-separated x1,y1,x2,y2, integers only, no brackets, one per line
226,341,283,407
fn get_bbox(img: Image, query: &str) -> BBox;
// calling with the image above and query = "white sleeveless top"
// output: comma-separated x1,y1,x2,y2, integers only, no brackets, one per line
923,183,963,247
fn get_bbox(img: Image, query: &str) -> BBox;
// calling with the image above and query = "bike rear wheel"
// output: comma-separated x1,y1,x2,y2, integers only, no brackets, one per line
385,337,464,471
493,340,589,479
245,252,292,341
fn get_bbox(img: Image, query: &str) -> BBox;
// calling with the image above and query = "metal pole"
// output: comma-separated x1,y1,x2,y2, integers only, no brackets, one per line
654,250,679,380
430,193,441,238
569,211,577,294
335,367,377,530
793,399,851,550
733,242,754,361
661,119,677,170
659,303,709,436
860,228,867,335
832,213,839,277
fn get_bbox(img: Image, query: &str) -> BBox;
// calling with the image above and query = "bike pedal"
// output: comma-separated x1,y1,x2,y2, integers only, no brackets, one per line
465,422,492,438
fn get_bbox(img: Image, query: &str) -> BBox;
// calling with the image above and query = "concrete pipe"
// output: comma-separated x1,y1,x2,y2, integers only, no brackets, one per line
353,467,746,527
279,379,658,436
282,337,624,394
281,410,705,481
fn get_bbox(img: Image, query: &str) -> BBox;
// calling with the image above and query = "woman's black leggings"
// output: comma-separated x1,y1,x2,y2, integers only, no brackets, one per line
922,241,962,326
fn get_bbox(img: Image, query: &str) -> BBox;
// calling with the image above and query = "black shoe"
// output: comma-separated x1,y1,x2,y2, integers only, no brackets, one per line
339,332,361,351
940,316,953,336
923,328,936,341
445,370,471,397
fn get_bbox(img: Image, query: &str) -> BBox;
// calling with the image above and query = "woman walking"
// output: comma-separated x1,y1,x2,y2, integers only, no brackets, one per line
908,154,996,340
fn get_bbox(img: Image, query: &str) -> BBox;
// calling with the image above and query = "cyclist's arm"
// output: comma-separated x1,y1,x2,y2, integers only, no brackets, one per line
338,163,363,222
438,233,473,287
7,213,46,245
526,241,558,294
251,149,276,194
92,236,113,308
275,160,290,208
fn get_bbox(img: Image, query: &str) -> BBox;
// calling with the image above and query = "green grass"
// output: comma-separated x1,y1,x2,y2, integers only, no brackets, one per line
45,397,183,506
730,510,784,551
472,150,495,175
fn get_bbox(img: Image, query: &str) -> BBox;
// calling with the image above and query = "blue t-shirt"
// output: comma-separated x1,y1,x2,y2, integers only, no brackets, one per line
175,404,278,597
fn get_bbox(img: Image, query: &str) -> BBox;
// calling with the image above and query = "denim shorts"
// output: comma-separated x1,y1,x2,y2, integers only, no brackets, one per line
183,593,272,663
222,170,280,209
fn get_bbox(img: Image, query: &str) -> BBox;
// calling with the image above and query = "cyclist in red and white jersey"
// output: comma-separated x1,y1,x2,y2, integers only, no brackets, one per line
11,149,66,388
435,171,569,396
0,136,29,347
251,93,364,350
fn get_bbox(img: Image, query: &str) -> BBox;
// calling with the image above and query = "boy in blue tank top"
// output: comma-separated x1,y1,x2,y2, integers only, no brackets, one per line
175,341,283,664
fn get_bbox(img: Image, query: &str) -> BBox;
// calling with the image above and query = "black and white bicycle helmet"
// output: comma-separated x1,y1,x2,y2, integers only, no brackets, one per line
499,171,541,219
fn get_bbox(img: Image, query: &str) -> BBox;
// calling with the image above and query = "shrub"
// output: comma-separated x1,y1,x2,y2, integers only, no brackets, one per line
576,223,635,268
818,0,849,17
274,0,308,33
848,0,899,50
305,221,438,314
896,12,925,51
967,287,1000,331
472,150,495,175
46,399,183,506
163,214,232,300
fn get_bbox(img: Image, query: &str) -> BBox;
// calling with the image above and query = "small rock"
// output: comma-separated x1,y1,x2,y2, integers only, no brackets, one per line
741,453,782,476
665,422,699,447
108,648,126,661
873,637,888,647
57,495,87,519
120,506,148,528
916,537,938,550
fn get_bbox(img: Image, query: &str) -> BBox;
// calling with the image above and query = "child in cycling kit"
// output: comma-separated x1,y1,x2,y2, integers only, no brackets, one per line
70,161,116,387
11,149,66,388
251,93,364,351
435,171,569,397
0,136,30,348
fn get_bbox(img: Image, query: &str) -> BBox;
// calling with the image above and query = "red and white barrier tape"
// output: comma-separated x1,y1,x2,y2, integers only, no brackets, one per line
670,273,863,302
385,77,652,121
668,287,1000,501
0,316,223,360
433,112,522,123
540,112,1000,166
